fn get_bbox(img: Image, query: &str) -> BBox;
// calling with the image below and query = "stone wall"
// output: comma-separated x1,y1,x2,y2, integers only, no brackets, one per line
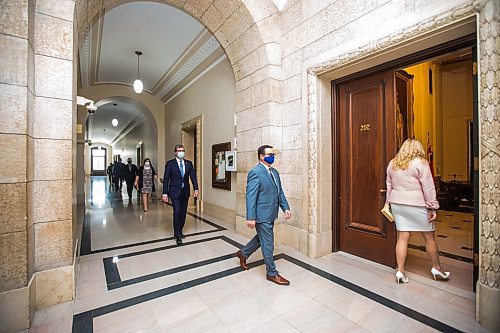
0,0,31,295
477,0,499,330
0,0,76,331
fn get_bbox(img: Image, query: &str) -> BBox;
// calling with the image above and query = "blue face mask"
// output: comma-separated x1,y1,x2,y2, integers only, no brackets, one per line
263,155,275,165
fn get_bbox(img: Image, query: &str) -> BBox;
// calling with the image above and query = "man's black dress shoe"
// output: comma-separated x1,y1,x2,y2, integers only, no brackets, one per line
236,250,248,270
176,237,182,245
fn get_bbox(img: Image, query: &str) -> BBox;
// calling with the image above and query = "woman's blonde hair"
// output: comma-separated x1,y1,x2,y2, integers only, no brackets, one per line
392,138,426,170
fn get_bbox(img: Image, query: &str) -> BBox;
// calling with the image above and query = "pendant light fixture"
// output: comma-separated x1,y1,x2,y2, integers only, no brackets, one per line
112,103,118,127
133,51,143,94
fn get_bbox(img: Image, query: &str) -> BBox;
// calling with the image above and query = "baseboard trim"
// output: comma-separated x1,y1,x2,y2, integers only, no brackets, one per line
0,258,76,332
202,201,236,226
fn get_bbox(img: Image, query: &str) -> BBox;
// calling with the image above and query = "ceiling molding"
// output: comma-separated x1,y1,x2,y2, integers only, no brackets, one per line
162,48,225,102
156,35,222,99
165,54,227,104
152,29,211,94
79,29,91,88
91,9,105,84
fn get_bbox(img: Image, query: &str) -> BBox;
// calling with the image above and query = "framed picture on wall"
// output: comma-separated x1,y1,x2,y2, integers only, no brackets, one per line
225,151,237,172
396,69,415,149
212,142,231,190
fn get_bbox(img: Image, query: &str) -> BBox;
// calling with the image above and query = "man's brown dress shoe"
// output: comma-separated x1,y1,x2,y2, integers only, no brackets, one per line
266,274,290,286
236,250,249,270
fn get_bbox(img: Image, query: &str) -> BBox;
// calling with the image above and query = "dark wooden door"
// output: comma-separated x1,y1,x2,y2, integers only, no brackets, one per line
337,69,397,267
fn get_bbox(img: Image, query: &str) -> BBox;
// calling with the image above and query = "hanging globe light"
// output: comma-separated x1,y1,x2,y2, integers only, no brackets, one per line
133,51,143,94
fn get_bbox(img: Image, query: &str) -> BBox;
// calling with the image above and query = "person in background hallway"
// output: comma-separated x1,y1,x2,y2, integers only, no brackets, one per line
161,144,199,246
135,158,157,212
236,145,292,286
112,161,119,191
115,158,126,192
124,158,138,201
386,138,450,284
107,163,113,185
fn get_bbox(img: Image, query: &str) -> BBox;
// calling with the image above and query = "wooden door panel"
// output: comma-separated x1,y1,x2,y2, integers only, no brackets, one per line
337,70,396,267
349,85,385,235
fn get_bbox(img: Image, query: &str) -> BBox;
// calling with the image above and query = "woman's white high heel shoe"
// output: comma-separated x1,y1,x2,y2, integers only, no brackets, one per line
431,267,450,280
396,271,409,284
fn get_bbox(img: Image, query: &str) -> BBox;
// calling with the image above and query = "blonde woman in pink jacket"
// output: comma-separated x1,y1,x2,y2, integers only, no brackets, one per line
386,138,450,284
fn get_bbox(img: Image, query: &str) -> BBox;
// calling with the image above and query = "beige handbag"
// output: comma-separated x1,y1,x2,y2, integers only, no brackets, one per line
381,203,395,222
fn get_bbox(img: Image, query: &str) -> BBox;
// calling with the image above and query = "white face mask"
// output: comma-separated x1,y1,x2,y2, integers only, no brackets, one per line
177,151,185,159
145,161,150,166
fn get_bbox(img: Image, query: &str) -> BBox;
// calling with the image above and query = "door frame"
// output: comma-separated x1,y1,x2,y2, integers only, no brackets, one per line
182,115,202,212
90,147,107,176
332,34,478,266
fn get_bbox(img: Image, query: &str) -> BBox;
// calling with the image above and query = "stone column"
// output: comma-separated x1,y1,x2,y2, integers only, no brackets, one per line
0,0,76,331
0,0,33,331
28,0,75,309
477,1,500,331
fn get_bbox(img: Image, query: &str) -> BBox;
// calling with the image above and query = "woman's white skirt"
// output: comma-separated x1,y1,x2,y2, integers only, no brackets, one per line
391,203,435,232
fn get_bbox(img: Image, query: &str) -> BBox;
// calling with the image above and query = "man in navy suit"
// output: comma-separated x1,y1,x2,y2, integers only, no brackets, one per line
236,145,292,285
123,158,138,201
162,144,199,245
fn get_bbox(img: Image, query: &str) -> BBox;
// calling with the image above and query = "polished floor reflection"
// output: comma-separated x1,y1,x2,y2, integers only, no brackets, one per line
86,177,217,253
26,177,489,332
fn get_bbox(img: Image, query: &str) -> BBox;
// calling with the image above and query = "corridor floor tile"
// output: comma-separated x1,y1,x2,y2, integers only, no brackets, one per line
29,178,491,333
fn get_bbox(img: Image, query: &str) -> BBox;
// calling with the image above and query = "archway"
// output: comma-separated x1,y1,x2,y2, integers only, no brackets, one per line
74,0,283,234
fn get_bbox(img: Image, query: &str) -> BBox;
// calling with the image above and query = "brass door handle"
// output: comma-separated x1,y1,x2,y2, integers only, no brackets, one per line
380,189,387,193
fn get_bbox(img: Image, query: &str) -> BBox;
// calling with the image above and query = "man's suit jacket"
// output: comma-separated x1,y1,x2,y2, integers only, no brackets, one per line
123,164,138,183
162,158,199,199
113,162,126,179
246,163,290,223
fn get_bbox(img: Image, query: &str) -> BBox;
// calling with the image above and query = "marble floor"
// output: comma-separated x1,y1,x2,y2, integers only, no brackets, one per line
26,177,490,332
407,210,475,291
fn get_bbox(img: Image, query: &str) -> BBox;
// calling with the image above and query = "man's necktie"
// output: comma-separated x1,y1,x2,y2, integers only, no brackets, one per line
269,168,278,191
180,162,185,188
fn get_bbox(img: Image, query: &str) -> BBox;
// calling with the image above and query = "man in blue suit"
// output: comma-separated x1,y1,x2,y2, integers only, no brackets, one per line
236,145,292,285
161,144,199,245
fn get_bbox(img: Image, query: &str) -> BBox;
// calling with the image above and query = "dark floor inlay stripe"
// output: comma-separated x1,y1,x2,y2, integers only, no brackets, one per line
279,254,464,333
80,206,226,255
408,244,473,263
104,236,244,290
109,253,237,290
90,229,223,255
111,235,233,260
73,260,264,331
164,201,227,231
72,311,93,333
80,213,92,256
73,254,464,333
103,257,121,286
186,210,227,230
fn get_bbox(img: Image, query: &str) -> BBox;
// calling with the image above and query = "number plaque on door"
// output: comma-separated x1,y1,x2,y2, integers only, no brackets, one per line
360,123,371,131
